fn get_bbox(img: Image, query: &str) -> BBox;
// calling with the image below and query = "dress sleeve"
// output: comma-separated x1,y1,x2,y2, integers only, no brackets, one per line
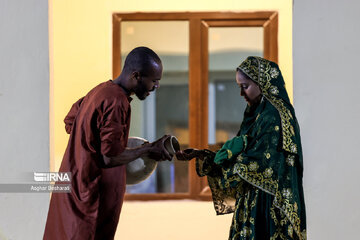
213,135,247,165
196,151,238,215
98,99,129,157
196,111,282,215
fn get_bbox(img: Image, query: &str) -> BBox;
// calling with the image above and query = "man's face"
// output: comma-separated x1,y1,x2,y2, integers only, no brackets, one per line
134,62,162,100
236,71,262,106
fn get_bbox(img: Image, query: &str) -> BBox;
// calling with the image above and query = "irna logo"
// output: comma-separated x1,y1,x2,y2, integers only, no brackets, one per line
34,172,71,182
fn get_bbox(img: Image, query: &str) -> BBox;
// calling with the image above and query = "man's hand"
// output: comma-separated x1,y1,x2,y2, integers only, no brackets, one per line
175,148,204,161
145,135,172,161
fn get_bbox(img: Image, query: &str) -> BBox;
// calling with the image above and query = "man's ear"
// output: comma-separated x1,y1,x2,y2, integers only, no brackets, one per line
132,71,140,81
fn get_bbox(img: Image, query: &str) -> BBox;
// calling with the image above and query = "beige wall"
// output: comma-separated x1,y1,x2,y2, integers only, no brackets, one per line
51,0,293,170
50,0,292,239
116,200,233,240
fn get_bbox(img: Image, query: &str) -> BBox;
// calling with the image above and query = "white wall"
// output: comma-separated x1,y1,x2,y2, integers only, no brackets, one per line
0,0,49,239
293,0,360,238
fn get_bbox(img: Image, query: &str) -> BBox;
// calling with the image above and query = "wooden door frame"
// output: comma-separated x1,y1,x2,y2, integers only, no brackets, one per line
112,11,278,201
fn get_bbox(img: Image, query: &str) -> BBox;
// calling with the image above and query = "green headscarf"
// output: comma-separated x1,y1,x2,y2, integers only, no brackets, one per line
238,56,302,160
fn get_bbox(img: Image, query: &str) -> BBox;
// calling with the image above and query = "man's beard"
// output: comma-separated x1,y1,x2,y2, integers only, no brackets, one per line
134,82,148,100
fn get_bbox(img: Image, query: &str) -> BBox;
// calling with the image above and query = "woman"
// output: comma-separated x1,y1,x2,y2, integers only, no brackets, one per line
177,57,306,239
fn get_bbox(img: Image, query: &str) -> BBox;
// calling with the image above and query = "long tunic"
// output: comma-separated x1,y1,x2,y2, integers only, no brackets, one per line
44,80,132,240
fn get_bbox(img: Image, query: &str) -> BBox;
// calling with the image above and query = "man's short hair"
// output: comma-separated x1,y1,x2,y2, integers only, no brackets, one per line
122,47,162,76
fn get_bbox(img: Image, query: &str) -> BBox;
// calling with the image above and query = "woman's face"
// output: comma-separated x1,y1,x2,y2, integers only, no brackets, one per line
236,70,262,106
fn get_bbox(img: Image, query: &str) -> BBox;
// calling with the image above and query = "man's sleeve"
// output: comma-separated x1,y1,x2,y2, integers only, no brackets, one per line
64,97,84,134
99,100,128,157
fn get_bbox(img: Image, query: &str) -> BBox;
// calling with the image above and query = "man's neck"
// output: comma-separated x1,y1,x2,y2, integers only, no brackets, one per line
113,76,132,96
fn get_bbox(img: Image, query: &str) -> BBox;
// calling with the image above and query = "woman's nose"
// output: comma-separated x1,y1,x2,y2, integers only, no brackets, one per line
240,88,245,96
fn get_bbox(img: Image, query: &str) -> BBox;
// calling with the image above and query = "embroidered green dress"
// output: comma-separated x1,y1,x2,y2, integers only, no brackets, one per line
196,57,306,240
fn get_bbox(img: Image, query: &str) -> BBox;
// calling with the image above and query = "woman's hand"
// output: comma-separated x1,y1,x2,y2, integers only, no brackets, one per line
176,148,205,161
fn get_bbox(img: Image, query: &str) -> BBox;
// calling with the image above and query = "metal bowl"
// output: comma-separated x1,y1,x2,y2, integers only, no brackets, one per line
126,137,158,185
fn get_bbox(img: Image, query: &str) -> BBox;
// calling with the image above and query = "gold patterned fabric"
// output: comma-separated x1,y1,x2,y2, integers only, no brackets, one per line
196,57,306,240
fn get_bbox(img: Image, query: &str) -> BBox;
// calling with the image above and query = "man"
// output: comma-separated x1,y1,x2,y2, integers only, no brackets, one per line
44,47,171,240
